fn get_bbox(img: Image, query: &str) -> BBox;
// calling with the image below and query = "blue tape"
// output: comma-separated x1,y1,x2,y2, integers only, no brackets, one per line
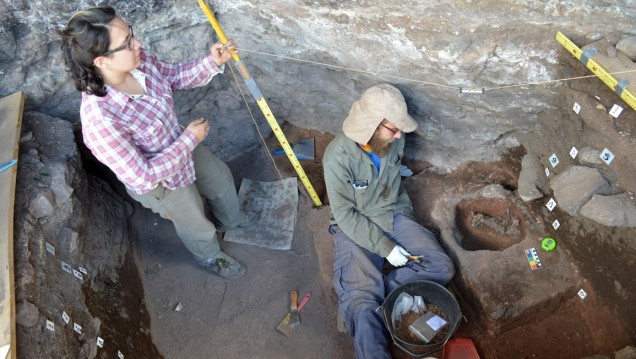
580,48,598,65
0,159,17,173
244,78,263,100
616,78,629,96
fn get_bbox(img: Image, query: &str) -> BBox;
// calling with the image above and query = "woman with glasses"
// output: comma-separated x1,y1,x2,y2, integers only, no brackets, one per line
59,6,249,279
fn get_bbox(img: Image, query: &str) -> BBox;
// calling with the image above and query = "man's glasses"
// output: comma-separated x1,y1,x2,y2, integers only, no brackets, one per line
381,124,400,134
103,25,135,56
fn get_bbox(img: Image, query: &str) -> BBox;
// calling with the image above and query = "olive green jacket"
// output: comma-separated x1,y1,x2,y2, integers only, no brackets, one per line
323,133,415,257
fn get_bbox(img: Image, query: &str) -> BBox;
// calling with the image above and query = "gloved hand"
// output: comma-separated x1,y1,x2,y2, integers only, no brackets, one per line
386,245,411,267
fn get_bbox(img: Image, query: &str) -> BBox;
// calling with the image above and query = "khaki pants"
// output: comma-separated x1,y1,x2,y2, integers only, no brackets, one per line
128,145,242,266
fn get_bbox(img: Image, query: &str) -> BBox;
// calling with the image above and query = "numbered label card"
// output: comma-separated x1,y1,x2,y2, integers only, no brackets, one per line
61,262,72,274
73,323,82,334
46,320,55,332
97,337,104,348
73,269,84,281
545,167,550,177
609,104,623,118
46,242,55,255
573,102,581,114
62,311,70,325
79,266,88,275
546,198,557,212
549,153,559,168
569,146,578,159
578,288,587,299
600,148,615,165
118,351,125,359
552,219,560,230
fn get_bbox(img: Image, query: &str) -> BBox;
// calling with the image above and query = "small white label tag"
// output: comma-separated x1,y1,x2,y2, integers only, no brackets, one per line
46,320,55,332
46,242,55,255
61,262,72,274
578,288,587,299
573,102,581,114
62,311,70,325
569,147,578,159
549,153,559,168
426,314,447,331
97,337,104,348
546,198,557,211
73,323,82,334
79,266,88,275
600,148,615,165
552,219,560,230
545,167,550,177
73,269,84,281
609,104,623,118
118,351,125,359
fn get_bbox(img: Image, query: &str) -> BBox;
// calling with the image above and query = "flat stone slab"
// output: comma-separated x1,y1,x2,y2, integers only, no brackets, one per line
224,177,298,250
550,166,610,216
580,193,636,227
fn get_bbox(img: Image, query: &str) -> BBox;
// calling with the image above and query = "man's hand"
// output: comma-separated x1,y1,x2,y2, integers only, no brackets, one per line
186,118,209,143
210,40,237,66
386,245,411,267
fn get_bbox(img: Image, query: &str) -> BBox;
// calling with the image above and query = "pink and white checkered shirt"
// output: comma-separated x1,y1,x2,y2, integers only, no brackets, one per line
80,50,223,195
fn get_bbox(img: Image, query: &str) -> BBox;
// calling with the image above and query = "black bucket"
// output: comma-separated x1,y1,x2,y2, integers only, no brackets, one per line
381,280,461,358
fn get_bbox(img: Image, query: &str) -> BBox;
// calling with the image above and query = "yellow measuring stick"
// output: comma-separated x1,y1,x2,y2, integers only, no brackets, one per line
196,0,322,207
556,31,636,111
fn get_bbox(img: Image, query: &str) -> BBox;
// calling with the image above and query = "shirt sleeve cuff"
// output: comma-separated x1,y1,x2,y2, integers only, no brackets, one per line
181,130,199,151
202,54,225,75
376,235,396,257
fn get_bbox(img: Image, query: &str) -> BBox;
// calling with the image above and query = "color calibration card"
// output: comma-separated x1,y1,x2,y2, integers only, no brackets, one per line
525,247,543,270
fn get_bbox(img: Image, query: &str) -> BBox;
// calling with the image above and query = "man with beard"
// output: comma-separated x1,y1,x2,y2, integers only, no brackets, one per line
322,84,455,359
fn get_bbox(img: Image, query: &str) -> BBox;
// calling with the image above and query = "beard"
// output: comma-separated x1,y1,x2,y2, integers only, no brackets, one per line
367,132,394,157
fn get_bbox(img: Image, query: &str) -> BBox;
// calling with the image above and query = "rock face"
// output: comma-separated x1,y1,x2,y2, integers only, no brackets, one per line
518,153,549,202
1,0,635,167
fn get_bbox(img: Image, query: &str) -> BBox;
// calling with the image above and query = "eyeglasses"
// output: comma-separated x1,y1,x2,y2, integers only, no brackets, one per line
381,124,400,134
103,25,135,56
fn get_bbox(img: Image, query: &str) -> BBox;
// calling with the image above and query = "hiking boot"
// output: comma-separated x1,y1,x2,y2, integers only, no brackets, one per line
204,252,246,279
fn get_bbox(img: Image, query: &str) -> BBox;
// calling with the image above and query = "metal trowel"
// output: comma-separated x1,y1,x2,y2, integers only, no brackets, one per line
271,137,315,160
275,291,312,336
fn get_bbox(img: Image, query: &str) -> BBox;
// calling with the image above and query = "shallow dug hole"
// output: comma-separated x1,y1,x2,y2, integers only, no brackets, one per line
455,198,528,251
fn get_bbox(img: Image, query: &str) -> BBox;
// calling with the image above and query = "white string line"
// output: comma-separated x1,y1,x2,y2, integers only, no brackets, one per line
227,62,285,183
235,47,636,92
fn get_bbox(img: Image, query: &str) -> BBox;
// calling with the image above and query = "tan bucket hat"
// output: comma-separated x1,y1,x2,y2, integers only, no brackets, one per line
342,83,418,145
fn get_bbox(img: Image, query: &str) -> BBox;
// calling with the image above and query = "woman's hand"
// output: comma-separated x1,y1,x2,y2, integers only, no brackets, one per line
210,39,237,66
186,118,210,143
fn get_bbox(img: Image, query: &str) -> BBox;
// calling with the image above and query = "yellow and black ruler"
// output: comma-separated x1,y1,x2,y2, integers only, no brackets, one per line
556,31,636,111
197,0,322,207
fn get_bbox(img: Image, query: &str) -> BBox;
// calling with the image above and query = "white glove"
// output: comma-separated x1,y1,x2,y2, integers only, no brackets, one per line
386,245,411,267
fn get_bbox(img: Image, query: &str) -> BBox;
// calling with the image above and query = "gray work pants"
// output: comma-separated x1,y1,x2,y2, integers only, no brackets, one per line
330,212,455,359
127,145,242,266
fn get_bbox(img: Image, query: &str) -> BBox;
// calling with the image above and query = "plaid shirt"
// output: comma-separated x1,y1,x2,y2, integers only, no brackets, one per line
80,50,223,194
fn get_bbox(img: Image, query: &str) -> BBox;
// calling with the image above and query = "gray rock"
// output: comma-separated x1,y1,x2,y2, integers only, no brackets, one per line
616,36,636,60
550,166,610,216
56,227,79,254
615,346,636,359
579,147,604,165
49,163,73,204
16,301,39,328
28,192,54,218
518,153,549,202
480,184,510,199
580,193,636,227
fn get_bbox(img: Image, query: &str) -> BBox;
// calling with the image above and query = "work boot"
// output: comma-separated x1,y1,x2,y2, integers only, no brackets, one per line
216,211,257,233
204,252,246,279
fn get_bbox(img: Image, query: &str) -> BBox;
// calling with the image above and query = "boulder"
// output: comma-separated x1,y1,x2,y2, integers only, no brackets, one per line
550,166,610,216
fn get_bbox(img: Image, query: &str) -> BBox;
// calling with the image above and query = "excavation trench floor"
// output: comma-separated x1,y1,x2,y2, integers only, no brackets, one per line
131,124,634,359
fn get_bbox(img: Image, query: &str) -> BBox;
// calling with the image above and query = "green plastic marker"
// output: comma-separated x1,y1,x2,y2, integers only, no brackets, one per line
541,237,556,251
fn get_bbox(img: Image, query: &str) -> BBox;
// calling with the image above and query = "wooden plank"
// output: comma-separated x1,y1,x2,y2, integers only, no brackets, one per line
0,91,24,359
